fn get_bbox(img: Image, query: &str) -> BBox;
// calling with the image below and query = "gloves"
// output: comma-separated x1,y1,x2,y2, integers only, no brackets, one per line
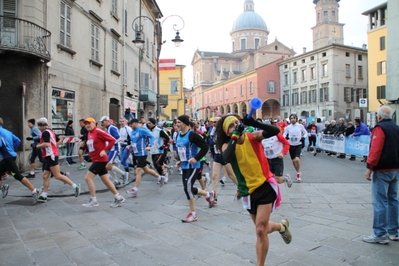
231,123,245,140
26,137,33,141
241,116,257,127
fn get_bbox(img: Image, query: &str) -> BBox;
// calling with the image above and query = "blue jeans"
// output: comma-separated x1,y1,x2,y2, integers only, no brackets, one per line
66,143,75,163
372,170,399,236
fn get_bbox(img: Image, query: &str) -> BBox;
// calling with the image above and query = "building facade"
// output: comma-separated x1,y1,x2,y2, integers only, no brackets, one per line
190,0,295,120
0,0,164,168
280,0,368,123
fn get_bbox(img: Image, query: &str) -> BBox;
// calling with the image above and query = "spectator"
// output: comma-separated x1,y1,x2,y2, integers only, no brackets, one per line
344,121,356,161
335,118,347,159
64,120,76,164
26,118,43,178
363,106,399,244
353,119,371,162
306,119,318,156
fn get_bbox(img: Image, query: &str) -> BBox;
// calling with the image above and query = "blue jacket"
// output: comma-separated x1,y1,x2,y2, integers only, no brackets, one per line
130,127,154,156
0,126,21,159
30,125,41,145
353,122,370,136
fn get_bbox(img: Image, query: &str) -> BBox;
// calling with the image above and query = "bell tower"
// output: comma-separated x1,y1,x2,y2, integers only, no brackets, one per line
312,0,344,49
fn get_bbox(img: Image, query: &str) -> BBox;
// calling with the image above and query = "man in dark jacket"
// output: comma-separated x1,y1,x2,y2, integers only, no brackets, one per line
65,120,76,164
363,106,399,244
344,121,356,160
335,118,347,158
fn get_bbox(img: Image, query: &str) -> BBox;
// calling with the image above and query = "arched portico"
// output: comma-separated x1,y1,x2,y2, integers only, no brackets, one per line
261,99,281,119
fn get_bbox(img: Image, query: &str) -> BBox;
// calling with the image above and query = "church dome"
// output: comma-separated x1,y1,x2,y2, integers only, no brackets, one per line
231,0,268,32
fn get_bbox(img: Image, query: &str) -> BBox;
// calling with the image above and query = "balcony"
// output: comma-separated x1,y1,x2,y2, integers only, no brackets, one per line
139,88,157,104
159,94,168,107
0,16,51,61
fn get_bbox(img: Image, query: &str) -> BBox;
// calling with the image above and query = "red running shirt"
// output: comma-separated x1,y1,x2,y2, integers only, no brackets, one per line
85,127,116,162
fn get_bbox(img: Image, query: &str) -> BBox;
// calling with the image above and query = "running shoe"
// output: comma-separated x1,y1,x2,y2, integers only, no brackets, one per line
389,234,399,241
111,196,125,208
279,218,292,244
362,234,389,245
296,173,301,182
74,184,81,197
82,198,99,208
37,195,48,203
219,176,226,186
164,172,169,184
284,174,293,188
158,176,165,187
126,188,138,197
32,188,40,204
182,212,198,223
206,191,216,208
25,173,35,179
1,184,9,198
77,164,86,170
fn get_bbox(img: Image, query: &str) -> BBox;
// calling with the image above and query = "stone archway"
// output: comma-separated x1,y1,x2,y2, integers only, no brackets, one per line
261,99,281,120
241,102,248,117
232,103,238,114
226,105,231,114
220,106,225,116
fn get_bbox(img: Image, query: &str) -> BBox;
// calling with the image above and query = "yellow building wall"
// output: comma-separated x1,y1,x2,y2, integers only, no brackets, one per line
159,65,185,120
368,26,387,112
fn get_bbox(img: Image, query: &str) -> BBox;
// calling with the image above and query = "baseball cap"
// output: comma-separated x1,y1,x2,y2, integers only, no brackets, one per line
100,116,110,122
84,117,96,124
37,117,48,126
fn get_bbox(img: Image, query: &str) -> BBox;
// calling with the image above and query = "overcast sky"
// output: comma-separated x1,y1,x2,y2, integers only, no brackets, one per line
156,0,384,87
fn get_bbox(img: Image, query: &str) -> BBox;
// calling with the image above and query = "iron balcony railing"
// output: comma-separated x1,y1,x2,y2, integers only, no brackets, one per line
0,16,51,60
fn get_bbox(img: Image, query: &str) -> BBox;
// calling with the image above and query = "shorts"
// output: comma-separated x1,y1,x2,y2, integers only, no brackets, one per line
89,162,108,176
135,156,148,168
289,145,302,160
213,153,227,165
268,157,284,176
43,156,59,171
247,182,277,215
107,150,118,164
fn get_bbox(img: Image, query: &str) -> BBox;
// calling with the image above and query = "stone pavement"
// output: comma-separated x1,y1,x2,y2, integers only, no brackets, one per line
0,152,398,266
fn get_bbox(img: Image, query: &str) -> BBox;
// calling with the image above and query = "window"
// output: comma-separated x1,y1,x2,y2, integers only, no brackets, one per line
170,80,178,95
344,87,352,102
293,72,297,83
123,61,127,85
345,64,351,77
377,85,386,99
240,84,243,96
267,81,276,93
292,90,299,105
60,1,71,47
240,38,247,50
134,68,138,88
310,67,315,80
311,110,315,116
319,83,329,102
249,82,254,94
332,11,336,21
301,91,307,104
146,37,149,56
380,36,386,50
358,54,362,61
322,52,327,57
283,92,289,106
345,52,350,57
377,61,386,75
358,66,363,79
302,59,305,63
141,73,149,89
90,24,99,62
254,38,260,49
293,62,297,66
310,56,315,61
301,69,306,82
112,39,118,71
284,64,288,69
324,11,328,21
232,41,235,52
220,91,222,101
123,9,128,34
284,74,288,86
111,0,118,16
233,87,236,98
225,89,229,100
355,88,367,103
322,63,328,77
309,86,317,102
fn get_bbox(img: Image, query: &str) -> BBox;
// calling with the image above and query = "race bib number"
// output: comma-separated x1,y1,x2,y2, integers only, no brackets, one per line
290,134,299,142
241,195,251,210
132,143,138,153
264,146,274,157
178,147,188,161
311,129,316,136
87,139,94,152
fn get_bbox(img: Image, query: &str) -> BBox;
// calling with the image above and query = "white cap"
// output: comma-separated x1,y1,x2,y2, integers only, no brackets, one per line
100,116,110,122
37,117,48,126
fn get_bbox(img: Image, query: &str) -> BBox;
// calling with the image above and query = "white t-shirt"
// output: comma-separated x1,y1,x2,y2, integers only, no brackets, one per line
283,123,308,146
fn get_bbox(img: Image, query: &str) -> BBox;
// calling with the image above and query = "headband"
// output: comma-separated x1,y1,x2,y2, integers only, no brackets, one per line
223,116,239,135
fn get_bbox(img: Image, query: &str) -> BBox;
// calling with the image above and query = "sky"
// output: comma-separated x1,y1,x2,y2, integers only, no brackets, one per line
156,0,385,87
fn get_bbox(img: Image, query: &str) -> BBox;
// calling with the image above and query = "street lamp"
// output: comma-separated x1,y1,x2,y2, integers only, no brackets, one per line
132,14,185,121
